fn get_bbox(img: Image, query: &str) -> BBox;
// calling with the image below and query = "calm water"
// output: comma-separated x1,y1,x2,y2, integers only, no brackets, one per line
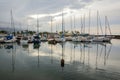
0,39,120,80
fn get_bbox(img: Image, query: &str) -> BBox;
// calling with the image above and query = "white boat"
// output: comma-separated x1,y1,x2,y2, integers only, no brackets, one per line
28,36,33,43
55,37,61,42
4,38,16,43
0,36,5,43
4,34,16,43
65,36,72,41
72,35,92,42
55,37,66,42
55,34,66,43
41,37,47,42
72,36,79,42
92,36,111,42
48,38,57,44
79,36,92,42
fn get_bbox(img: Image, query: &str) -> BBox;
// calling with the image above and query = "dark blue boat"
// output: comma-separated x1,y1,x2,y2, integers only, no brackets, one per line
32,34,41,45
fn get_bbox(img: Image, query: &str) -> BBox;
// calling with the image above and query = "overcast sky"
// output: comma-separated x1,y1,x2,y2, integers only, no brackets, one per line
0,0,120,34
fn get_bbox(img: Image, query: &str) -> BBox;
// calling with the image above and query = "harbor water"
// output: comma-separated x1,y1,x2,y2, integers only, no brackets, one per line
0,39,120,80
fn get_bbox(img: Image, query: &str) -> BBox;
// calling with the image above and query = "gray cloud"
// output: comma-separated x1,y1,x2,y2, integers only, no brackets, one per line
0,0,95,21
0,0,120,34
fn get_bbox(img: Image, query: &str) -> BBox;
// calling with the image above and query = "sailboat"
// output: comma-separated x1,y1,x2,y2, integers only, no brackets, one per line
92,11,111,42
72,14,91,42
20,27,32,44
55,11,66,42
33,15,41,45
20,36,28,45
72,15,79,42
80,11,92,42
65,13,73,41
20,30,29,45
48,16,57,44
4,10,16,43
73,15,86,42
40,34,48,42
103,16,112,42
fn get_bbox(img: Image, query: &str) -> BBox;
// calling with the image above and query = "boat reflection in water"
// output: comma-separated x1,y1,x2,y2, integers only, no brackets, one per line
33,43,40,49
95,42,112,70
4,44,13,49
4,43,16,72
22,44,28,49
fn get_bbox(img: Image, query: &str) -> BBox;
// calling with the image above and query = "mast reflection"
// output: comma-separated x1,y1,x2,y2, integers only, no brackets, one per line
12,43,16,72
95,43,112,70
33,43,40,68
50,44,53,64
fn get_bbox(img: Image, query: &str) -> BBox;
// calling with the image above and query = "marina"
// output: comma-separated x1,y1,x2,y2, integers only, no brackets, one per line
0,10,119,79
0,0,120,80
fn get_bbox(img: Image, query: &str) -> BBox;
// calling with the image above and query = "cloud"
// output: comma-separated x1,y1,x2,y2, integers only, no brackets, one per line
0,0,95,21
0,0,120,34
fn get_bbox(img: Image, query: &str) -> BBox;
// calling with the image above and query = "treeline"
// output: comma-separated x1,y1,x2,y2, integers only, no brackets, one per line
0,30,7,34
0,30,80,35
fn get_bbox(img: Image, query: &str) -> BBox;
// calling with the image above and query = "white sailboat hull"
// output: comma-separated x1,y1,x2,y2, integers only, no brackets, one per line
92,37,111,42
4,37,16,43
0,37,4,42
65,36,72,41
72,36,92,42
72,37,79,42
55,38,66,42
41,37,47,41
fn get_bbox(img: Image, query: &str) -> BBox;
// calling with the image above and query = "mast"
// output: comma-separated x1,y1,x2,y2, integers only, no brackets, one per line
96,44,98,69
70,12,73,33
62,11,64,38
105,16,112,35
99,13,103,35
56,23,57,33
50,44,53,64
51,16,53,33
97,11,99,35
74,15,75,33
37,15,39,34
37,48,40,67
27,20,29,36
10,10,15,36
81,16,83,34
84,14,85,34
105,16,107,37
88,10,91,34
104,43,107,66
19,23,22,34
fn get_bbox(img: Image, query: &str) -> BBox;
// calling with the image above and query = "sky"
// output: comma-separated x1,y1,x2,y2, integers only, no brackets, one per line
0,0,120,34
